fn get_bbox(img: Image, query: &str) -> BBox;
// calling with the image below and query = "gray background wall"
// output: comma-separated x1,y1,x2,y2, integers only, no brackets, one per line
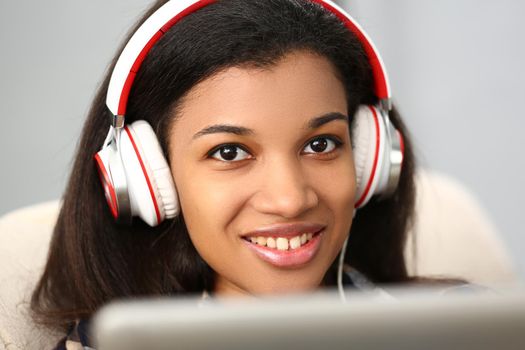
1,1,523,279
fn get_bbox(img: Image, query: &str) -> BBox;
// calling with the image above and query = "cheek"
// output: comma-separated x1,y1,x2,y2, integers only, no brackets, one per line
312,158,356,259
313,162,356,277
172,163,245,242
313,159,356,215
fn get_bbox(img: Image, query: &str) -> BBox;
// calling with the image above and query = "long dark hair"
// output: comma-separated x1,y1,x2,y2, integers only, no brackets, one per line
31,0,416,331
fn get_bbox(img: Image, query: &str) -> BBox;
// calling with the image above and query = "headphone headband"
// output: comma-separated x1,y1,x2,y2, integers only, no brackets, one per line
106,0,392,122
106,0,216,120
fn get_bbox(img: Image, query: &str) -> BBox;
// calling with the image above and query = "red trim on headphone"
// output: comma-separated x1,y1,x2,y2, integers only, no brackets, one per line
398,130,404,157
355,106,381,208
94,153,119,219
117,0,217,115
119,72,137,116
397,130,405,172
311,0,389,100
161,0,216,33
124,126,161,225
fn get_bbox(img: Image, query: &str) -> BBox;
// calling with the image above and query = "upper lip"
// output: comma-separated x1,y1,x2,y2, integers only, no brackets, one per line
241,222,326,239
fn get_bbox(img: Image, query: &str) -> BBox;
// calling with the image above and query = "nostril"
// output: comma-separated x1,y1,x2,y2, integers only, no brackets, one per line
250,191,319,219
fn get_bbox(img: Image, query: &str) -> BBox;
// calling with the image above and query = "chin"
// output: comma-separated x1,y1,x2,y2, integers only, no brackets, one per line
246,271,326,296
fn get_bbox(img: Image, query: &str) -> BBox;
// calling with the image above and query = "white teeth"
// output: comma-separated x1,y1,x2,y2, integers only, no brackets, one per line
248,232,318,251
289,236,301,249
266,237,276,248
276,237,289,250
300,233,307,245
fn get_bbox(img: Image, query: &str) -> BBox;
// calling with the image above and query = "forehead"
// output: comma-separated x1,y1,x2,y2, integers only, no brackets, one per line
171,51,348,138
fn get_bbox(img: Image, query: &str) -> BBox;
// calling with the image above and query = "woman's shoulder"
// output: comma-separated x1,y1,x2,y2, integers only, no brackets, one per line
342,265,492,299
53,319,93,350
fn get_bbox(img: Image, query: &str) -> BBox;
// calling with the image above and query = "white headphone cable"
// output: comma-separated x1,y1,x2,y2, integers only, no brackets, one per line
338,210,357,303
337,235,349,303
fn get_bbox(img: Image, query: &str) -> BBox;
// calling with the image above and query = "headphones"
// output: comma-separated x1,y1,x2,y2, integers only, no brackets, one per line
94,0,404,227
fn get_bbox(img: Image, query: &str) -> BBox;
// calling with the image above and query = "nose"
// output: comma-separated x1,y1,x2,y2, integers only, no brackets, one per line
250,157,319,218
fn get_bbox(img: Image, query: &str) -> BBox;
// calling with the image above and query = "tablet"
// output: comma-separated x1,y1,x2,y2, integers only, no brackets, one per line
93,286,525,350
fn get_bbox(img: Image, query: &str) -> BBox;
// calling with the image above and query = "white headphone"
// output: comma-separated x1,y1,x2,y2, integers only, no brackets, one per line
94,0,404,227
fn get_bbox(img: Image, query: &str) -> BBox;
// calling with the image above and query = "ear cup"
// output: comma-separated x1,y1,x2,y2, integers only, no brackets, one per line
119,121,179,226
95,132,133,224
351,105,386,208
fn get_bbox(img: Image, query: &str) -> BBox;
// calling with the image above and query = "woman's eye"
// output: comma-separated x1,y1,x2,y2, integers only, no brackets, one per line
208,144,251,162
303,136,342,154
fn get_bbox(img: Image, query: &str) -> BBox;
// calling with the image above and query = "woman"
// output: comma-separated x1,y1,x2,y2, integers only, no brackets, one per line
31,0,418,348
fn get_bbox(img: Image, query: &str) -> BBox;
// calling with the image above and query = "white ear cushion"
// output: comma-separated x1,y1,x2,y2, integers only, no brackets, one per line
119,128,158,226
127,121,180,221
351,105,383,208
351,106,371,196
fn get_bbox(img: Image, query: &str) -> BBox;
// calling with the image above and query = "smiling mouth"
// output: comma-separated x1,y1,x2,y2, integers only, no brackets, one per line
241,229,324,268
242,230,322,251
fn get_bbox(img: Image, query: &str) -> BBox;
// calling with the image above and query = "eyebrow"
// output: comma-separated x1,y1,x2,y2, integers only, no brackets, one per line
192,112,349,140
307,112,349,129
192,124,254,140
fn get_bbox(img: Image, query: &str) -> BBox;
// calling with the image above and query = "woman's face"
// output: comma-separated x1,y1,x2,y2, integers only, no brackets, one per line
168,51,356,297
